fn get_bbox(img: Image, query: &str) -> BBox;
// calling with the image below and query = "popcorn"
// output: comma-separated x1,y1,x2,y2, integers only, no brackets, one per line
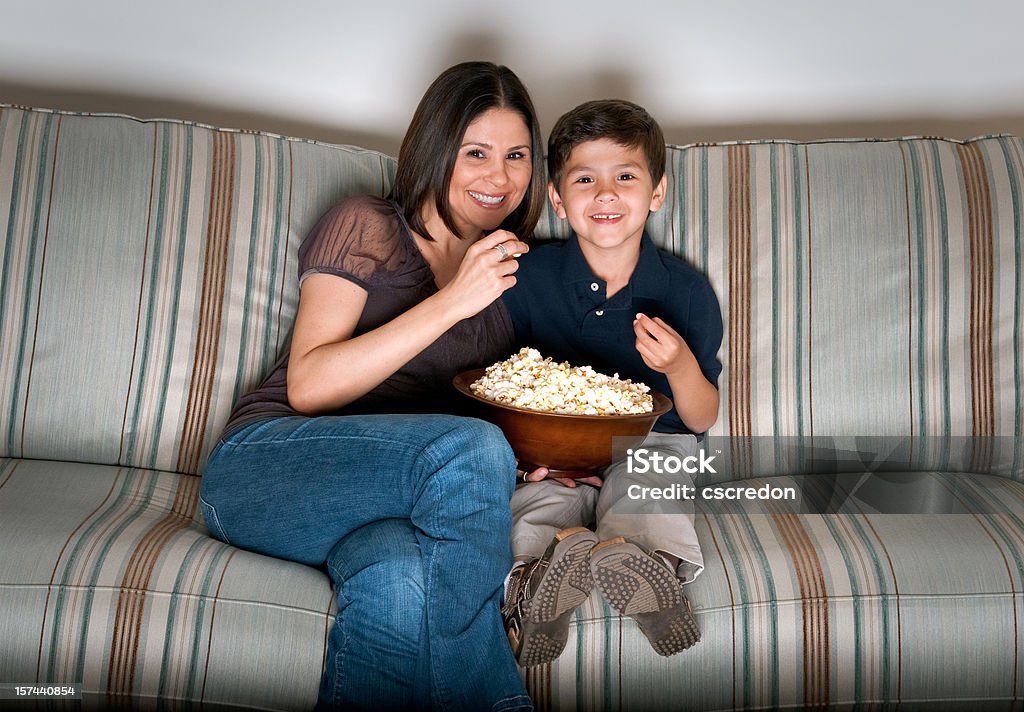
471,348,653,416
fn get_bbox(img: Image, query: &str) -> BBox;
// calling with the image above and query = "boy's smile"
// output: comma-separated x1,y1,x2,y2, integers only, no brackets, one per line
549,138,666,257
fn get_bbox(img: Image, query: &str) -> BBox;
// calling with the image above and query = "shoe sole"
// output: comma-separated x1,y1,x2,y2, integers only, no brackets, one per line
590,538,701,656
517,527,598,667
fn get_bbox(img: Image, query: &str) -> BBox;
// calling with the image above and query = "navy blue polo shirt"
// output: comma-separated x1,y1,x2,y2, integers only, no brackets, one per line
500,232,723,435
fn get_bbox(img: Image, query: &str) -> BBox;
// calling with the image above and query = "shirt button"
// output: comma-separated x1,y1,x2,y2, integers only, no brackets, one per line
590,282,599,292
595,310,605,316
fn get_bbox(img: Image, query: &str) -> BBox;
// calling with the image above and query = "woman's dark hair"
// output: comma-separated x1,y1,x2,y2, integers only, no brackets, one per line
388,61,545,241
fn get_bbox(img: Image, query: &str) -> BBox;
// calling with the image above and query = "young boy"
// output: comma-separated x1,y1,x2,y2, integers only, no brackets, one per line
500,100,723,667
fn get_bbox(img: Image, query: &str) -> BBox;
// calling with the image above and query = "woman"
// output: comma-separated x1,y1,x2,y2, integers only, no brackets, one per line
199,62,545,711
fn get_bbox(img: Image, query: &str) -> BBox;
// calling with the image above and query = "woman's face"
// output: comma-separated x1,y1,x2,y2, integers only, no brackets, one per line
446,107,533,238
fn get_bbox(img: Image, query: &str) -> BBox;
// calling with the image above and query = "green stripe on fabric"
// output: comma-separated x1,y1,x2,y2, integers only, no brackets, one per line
700,149,710,273
903,142,932,456
928,142,953,459
184,543,235,701
146,125,195,469
226,133,289,404
266,138,288,365
792,145,807,441
770,145,782,441
122,124,162,467
601,598,614,712
0,115,30,441
3,112,57,457
823,512,897,704
157,535,205,700
231,136,263,405
0,112,22,347
668,149,680,252
995,138,1023,478
713,510,780,708
770,143,778,434
157,536,233,701
148,122,183,460
123,122,184,469
43,468,160,682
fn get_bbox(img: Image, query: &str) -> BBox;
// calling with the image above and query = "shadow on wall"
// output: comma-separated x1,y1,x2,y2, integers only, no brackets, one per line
0,79,398,155
3,77,1023,157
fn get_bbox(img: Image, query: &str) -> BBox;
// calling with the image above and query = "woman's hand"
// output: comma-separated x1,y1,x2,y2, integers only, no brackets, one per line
518,465,603,489
437,230,529,322
287,232,528,415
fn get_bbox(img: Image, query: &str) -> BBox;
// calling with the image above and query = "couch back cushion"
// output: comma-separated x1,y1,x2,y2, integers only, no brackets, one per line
0,106,393,474
539,138,1023,478
1,105,1021,476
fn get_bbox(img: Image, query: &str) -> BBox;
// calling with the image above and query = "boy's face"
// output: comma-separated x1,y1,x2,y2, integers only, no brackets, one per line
549,138,667,254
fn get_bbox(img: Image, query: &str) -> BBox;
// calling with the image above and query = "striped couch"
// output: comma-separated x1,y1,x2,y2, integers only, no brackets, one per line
0,104,1021,711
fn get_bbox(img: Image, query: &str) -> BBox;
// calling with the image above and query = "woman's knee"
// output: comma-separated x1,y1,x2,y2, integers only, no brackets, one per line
420,417,516,496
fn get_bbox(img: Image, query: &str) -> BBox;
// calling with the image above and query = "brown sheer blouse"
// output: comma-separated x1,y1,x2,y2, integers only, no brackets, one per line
222,195,515,435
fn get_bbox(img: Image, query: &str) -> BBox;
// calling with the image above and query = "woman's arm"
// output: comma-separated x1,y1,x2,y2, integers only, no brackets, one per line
287,230,529,415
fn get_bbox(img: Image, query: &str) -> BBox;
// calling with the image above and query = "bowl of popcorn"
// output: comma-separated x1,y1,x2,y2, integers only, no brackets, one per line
453,348,672,477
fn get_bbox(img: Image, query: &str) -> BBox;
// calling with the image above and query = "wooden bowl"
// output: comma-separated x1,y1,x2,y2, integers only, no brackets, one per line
453,368,673,478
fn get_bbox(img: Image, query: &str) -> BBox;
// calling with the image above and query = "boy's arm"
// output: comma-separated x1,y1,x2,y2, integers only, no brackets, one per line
633,313,719,434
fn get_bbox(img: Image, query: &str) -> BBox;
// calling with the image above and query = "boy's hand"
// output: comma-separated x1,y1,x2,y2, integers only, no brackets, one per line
518,465,603,489
633,313,694,375
634,312,721,434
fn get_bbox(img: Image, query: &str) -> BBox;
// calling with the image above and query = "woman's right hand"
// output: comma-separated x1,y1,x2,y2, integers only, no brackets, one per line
288,231,528,415
439,230,529,321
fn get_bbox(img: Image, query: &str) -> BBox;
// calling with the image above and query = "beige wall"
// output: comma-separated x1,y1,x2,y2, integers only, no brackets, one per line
4,78,1021,157
2,0,1022,154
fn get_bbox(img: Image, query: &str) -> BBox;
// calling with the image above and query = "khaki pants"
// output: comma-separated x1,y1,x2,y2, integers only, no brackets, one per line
510,433,704,583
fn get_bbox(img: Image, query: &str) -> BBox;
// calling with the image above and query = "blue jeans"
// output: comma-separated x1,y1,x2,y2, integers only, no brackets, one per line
200,415,532,712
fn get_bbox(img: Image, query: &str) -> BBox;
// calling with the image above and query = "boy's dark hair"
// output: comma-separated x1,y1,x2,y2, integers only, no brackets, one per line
547,99,666,189
388,61,546,241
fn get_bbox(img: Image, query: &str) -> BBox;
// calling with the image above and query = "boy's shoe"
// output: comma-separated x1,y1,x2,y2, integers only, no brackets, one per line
589,537,701,656
502,527,599,667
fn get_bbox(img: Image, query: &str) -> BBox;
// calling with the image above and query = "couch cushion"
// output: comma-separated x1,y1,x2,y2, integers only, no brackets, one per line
0,457,330,709
3,105,1021,478
532,473,1024,711
539,138,1024,454
0,105,395,474
544,137,1024,484
687,139,1020,452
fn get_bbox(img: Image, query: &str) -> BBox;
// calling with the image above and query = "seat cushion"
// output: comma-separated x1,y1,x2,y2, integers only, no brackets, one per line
534,473,1024,711
0,457,331,710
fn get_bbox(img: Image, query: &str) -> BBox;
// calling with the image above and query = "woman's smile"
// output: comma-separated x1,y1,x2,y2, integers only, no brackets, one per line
468,190,508,207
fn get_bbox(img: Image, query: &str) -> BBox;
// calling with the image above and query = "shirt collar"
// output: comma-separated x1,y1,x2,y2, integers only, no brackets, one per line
561,231,670,299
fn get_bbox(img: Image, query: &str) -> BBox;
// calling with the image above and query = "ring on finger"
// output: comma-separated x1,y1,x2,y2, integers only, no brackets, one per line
493,243,509,260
